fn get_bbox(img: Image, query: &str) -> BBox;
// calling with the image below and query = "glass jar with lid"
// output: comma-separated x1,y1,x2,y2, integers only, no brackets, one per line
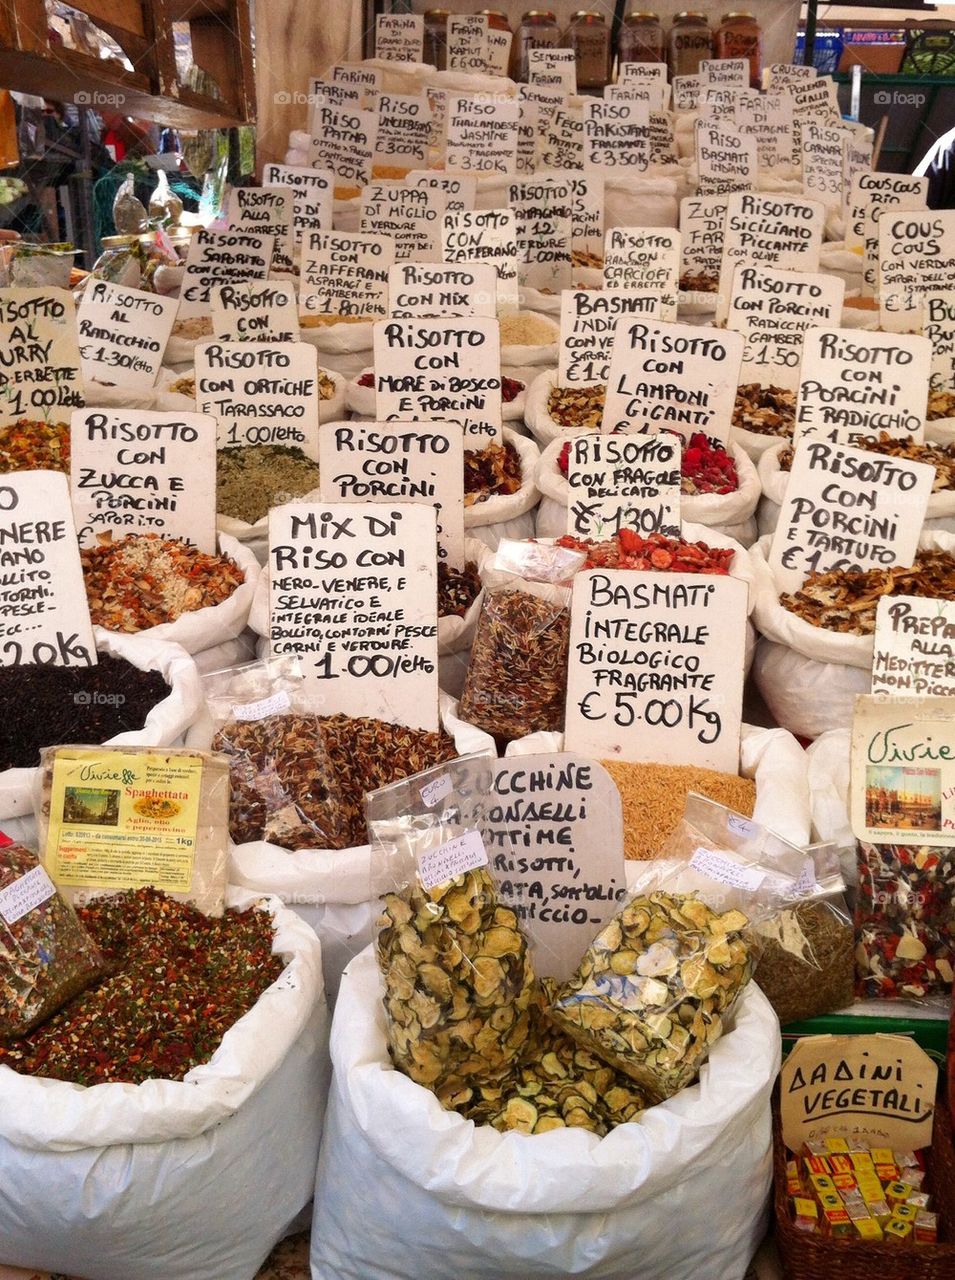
480,9,514,75
513,10,562,82
424,9,450,71
715,12,762,87
618,12,665,65
568,11,611,89
667,12,712,78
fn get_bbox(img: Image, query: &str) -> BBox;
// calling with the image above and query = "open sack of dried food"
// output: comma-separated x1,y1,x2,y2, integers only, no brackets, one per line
750,529,955,739
192,659,494,999
0,629,204,821
347,367,529,423
0,885,329,1280
534,433,761,546
310,761,780,1280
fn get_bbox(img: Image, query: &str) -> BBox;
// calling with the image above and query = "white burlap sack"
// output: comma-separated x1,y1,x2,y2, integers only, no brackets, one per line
82,379,160,409
533,435,760,546
310,946,778,1280
94,533,259,657
678,290,719,321
466,428,540,550
505,721,812,851
731,417,791,465
756,440,955,539
840,301,880,331
163,327,211,367
604,175,680,229
522,368,566,448
820,242,864,292
345,367,528,422
299,319,375,380
223,695,495,1003
0,629,203,820
750,529,955,738
0,889,329,1280
804,727,855,871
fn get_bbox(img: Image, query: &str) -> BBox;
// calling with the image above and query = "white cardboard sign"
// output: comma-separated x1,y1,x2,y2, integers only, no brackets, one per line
299,229,394,320
308,102,378,188
360,182,447,262
374,316,502,447
534,169,604,256
77,279,176,391
306,80,361,136
0,289,83,427
228,186,295,273
879,209,955,333
672,75,701,112
178,230,273,321
925,291,955,393
794,327,931,445
679,194,727,287
508,177,574,290
387,262,497,319
195,340,321,459
70,408,216,552
210,281,298,343
374,93,433,169
717,193,826,325
559,289,668,388
602,318,744,445
446,93,519,176
619,61,668,109
518,82,566,131
538,107,584,171
765,63,816,90
330,64,382,103
850,176,927,298
515,99,540,175
0,470,95,668
801,123,851,214
319,419,465,567
872,596,955,698
736,91,793,170
726,265,845,392
564,569,747,772
565,432,682,539
261,164,333,240
700,58,748,87
768,437,935,594
407,170,476,213
528,47,577,94
446,14,490,74
695,120,756,196
443,209,519,313
603,227,680,316
480,754,627,982
584,99,649,172
375,13,424,64
268,501,439,729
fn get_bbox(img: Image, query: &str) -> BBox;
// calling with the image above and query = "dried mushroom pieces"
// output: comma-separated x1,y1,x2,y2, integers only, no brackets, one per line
679,271,719,294
548,891,753,1103
216,444,321,524
0,419,70,474
81,533,245,631
855,841,955,1000
464,441,523,505
213,712,458,850
752,900,855,1026
0,842,103,1040
779,433,955,492
376,867,537,1107
571,249,603,269
0,887,282,1085
461,990,646,1136
169,374,196,396
779,551,955,634
172,315,214,339
599,761,756,860
928,389,955,421
556,529,734,574
547,384,606,429
459,591,571,741
733,384,796,438
437,560,480,618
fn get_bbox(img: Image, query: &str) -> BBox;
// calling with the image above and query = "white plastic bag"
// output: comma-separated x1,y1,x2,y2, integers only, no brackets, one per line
466,428,541,550
534,435,760,546
310,946,778,1280
0,628,204,821
750,530,955,738
0,888,329,1280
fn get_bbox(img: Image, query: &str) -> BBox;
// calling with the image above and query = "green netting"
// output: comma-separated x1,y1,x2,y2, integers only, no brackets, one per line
92,163,201,246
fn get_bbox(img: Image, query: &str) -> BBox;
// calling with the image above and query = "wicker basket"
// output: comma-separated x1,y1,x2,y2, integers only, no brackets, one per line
773,1091,955,1280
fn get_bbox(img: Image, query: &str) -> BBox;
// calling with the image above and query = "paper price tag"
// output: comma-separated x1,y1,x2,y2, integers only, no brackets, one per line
418,829,488,890
690,847,765,891
420,773,453,809
0,865,57,925
232,691,293,721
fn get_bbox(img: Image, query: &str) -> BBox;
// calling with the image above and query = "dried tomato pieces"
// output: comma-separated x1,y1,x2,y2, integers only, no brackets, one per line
0,418,70,474
555,530,735,575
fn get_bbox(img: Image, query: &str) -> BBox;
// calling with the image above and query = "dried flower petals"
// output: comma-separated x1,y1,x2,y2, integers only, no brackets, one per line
733,384,795,438
0,887,283,1085
779,551,955,634
81,533,245,632
464,441,522,505
0,419,70,473
557,432,738,496
555,530,735,575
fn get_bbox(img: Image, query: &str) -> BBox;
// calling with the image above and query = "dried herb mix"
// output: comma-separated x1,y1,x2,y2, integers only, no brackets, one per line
216,444,321,524
753,899,855,1025
0,654,169,770
0,887,282,1085
0,841,103,1039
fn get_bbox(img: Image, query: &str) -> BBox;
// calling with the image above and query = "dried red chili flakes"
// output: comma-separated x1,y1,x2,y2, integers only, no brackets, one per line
438,560,480,618
733,384,795,438
779,551,955,634
855,842,955,1000
81,533,245,632
464,441,522,505
555,529,735,574
356,371,524,403
0,419,70,473
0,887,283,1086
557,432,738,497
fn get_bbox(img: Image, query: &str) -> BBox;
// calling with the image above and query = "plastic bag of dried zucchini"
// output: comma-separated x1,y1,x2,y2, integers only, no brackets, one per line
548,798,805,1103
367,756,538,1111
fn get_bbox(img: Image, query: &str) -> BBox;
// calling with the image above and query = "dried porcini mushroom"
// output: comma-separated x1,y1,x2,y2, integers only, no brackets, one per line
732,384,795,438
